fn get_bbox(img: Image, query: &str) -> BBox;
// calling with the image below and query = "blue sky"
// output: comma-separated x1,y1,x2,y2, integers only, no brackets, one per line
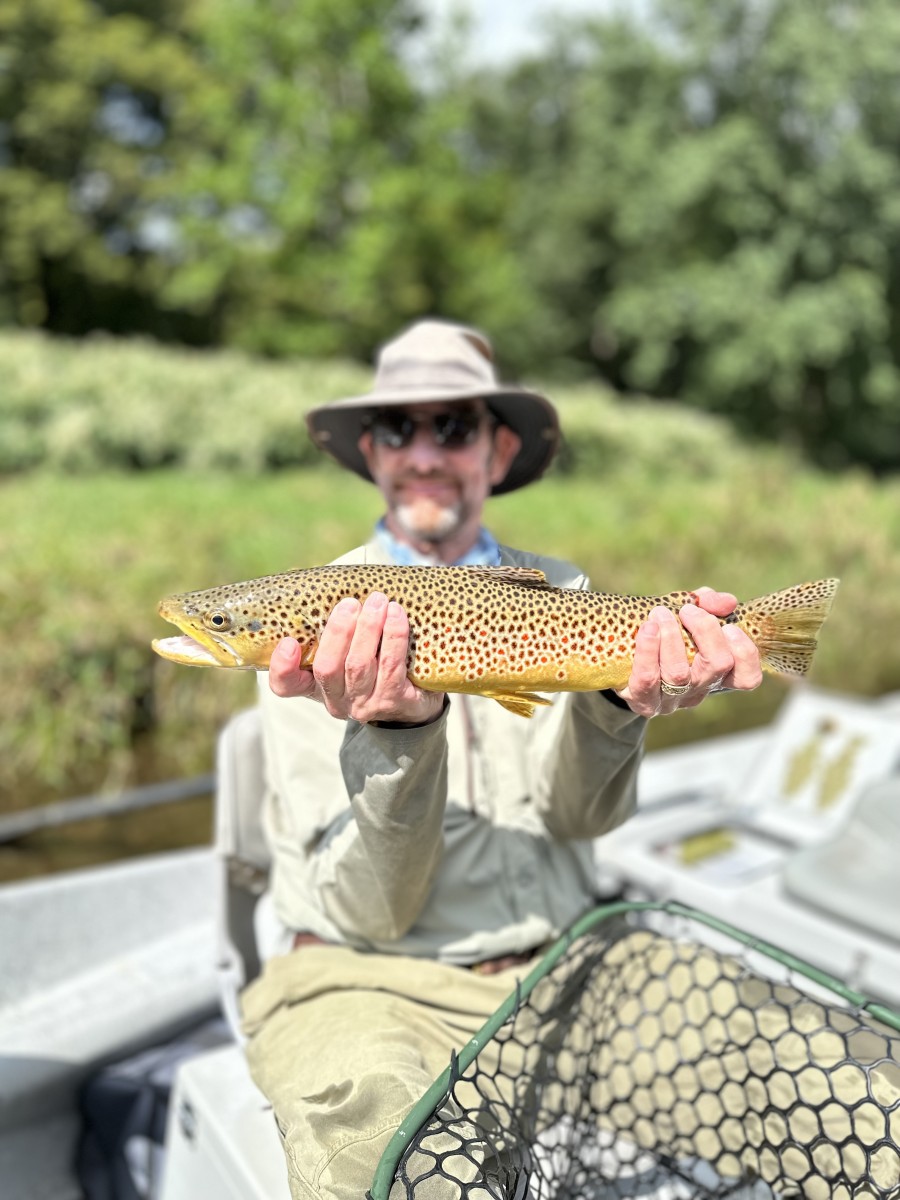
423,0,614,64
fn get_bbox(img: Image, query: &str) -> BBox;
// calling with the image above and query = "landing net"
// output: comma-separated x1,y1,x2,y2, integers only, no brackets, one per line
368,901,900,1200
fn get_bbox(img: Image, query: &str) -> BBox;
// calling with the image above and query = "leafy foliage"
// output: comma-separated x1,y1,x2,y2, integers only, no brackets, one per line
467,0,900,470
0,0,215,335
3,0,900,469
0,329,747,477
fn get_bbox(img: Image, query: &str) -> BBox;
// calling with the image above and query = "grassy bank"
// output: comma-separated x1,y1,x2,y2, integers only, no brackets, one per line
2,458,896,814
2,331,897,832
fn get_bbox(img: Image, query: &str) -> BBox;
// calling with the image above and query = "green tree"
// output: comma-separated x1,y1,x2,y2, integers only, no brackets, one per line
0,0,217,339
0,0,528,361
165,0,529,359
486,0,900,470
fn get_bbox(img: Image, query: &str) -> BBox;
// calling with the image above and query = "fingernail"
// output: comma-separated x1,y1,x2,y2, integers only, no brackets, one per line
336,597,360,615
652,607,677,623
364,591,387,610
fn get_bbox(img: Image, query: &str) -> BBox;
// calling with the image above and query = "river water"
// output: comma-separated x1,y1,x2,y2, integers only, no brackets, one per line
0,686,784,884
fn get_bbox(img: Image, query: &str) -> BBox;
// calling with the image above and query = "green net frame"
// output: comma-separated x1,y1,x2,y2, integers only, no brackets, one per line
368,901,900,1200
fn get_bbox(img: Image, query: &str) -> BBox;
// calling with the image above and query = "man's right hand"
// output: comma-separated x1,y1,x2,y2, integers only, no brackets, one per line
267,592,446,727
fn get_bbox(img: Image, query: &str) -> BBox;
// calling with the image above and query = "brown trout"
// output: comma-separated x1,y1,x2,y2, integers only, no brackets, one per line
152,565,839,718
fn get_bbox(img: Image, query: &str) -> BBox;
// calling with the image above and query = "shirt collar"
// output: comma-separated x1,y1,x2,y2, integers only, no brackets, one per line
374,518,501,567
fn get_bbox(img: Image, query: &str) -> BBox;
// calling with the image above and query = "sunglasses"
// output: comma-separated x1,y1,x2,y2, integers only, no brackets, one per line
366,407,488,450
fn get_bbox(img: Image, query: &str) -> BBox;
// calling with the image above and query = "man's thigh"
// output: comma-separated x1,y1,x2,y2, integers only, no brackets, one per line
241,947,520,1200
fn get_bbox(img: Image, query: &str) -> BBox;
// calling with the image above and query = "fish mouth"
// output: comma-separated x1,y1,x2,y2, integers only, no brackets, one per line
153,599,245,668
151,633,242,668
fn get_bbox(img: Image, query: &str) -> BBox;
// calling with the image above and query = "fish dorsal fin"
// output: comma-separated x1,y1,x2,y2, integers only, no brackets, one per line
460,566,553,590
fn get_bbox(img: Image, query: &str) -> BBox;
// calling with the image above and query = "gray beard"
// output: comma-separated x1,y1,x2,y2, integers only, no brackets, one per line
393,500,463,545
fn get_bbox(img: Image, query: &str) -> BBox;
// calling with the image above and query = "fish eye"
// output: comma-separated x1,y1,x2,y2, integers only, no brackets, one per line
204,610,233,632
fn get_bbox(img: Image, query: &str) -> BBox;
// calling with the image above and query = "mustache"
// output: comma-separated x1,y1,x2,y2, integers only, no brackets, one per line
393,473,457,485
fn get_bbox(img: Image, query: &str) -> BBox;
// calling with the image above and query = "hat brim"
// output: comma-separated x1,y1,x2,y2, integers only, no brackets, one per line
306,385,559,496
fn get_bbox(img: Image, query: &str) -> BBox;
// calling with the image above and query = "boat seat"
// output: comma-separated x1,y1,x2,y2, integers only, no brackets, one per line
157,708,292,1200
214,706,271,1039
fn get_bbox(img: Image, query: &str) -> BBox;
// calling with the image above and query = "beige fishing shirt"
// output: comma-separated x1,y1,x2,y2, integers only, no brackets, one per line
256,540,647,964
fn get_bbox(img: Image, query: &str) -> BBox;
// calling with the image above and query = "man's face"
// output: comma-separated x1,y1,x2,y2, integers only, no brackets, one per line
357,401,521,547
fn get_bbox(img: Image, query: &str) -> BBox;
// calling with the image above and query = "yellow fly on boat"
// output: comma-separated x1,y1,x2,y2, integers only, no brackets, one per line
151,565,839,718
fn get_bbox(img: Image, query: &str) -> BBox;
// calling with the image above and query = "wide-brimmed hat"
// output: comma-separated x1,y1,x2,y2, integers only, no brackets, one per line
305,319,560,495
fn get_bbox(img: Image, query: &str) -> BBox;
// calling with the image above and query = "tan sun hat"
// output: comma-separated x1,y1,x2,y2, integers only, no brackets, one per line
305,319,560,495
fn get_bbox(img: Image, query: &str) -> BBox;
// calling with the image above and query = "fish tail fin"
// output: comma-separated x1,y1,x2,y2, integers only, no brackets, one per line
734,578,839,677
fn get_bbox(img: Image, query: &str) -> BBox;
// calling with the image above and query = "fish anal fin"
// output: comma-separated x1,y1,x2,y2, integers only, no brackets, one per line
484,690,554,718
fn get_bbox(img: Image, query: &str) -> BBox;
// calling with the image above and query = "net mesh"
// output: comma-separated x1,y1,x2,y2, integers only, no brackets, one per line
380,908,900,1200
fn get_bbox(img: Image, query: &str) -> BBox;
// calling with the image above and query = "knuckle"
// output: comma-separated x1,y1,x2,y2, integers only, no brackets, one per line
313,663,338,691
344,652,372,678
631,670,659,695
708,651,735,677
741,666,764,690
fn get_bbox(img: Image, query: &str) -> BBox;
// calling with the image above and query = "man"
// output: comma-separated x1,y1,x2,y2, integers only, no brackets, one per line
240,320,762,1199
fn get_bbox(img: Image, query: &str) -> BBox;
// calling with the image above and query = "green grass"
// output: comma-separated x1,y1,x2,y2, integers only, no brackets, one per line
2,458,898,817
2,331,899,843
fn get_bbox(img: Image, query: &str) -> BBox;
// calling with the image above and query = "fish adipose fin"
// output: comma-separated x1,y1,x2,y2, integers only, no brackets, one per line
483,690,554,718
733,578,839,677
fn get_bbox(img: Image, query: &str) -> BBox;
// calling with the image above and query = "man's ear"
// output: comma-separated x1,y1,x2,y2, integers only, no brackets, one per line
358,430,375,473
488,424,521,488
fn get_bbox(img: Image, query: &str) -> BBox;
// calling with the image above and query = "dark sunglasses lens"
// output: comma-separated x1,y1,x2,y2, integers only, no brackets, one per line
370,411,412,448
432,410,481,447
368,408,482,448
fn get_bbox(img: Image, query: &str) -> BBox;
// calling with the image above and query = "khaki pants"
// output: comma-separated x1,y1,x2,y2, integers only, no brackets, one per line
241,944,533,1200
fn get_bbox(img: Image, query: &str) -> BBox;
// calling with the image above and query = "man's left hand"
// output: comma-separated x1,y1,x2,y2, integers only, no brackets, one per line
615,587,763,719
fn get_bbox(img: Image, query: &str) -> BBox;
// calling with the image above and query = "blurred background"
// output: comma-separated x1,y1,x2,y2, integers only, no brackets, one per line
3,0,900,879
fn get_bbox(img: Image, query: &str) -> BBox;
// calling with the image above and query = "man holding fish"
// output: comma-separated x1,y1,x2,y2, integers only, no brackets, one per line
235,320,765,1198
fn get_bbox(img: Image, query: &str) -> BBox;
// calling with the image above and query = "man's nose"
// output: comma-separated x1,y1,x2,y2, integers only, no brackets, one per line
404,424,447,467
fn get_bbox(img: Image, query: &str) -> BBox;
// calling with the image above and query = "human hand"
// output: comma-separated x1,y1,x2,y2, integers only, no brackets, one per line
615,586,763,718
267,592,446,727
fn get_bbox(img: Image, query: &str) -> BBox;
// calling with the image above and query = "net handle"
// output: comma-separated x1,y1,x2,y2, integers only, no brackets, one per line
367,898,900,1200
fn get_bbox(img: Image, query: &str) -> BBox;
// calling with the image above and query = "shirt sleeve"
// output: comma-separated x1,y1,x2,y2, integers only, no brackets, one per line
257,675,449,945
528,688,645,840
527,569,647,840
326,712,449,941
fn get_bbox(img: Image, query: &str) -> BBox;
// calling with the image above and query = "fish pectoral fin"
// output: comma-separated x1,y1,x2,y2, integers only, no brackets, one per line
461,566,553,590
483,690,554,719
298,638,319,670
